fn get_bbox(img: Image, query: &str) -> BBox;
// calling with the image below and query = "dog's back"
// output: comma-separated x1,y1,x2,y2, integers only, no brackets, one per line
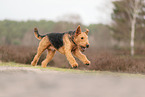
47,31,76,49
47,33,64,49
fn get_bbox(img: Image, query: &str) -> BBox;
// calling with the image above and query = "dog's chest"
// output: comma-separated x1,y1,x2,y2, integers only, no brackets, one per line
47,33,64,49
71,46,77,52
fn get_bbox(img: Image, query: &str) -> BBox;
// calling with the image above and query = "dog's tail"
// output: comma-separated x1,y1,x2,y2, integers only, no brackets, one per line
34,28,45,40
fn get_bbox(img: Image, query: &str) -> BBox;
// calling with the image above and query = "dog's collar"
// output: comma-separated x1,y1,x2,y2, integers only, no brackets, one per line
68,35,77,46
72,38,77,46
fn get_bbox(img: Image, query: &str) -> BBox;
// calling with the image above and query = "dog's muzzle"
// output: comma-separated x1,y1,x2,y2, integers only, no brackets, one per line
80,44,89,52
80,46,86,52
86,44,89,48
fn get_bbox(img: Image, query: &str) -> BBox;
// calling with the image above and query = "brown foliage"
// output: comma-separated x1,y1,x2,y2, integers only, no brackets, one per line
0,45,145,74
0,45,46,65
87,51,145,73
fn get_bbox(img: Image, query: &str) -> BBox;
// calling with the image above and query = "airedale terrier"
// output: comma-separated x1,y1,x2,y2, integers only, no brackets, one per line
31,25,90,68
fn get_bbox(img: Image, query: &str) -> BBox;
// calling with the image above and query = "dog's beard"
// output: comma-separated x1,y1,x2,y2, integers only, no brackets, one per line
80,46,86,52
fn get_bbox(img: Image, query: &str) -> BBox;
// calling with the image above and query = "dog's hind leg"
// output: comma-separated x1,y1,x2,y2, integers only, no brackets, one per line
31,37,50,66
41,49,56,68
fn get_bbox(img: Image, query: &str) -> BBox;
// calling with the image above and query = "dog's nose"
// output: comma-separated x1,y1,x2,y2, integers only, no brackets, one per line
86,44,89,48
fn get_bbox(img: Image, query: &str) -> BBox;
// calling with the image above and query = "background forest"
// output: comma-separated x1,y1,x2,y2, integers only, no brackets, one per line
0,0,145,73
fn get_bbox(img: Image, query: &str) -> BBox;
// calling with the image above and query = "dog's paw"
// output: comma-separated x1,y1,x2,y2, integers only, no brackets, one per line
41,61,47,68
41,65,47,68
84,60,91,66
71,63,78,68
31,61,36,66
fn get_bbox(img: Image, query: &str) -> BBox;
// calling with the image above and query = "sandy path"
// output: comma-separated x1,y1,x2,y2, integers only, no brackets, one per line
0,66,145,97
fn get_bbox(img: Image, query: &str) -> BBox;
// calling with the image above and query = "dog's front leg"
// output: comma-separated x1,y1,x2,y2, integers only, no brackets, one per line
65,49,78,68
73,49,90,65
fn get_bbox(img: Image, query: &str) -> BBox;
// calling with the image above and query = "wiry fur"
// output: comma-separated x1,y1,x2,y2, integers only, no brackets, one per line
34,28,45,40
47,33,64,49
31,25,90,68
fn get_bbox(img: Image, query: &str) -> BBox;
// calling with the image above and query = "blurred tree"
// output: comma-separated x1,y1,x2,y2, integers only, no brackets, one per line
0,20,87,46
88,24,112,49
111,0,145,56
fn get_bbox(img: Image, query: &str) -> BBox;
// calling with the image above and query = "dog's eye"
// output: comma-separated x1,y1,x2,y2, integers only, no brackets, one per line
81,37,84,39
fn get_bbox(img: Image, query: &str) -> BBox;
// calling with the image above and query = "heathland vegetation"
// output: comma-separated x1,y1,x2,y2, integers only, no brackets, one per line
0,0,145,74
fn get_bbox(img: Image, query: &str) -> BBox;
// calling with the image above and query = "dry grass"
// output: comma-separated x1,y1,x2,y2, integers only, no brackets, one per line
87,52,145,73
0,45,46,65
0,45,145,74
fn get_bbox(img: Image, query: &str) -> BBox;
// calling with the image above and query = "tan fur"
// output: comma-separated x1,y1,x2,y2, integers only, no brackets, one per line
31,36,51,66
34,28,43,40
31,25,90,68
41,49,56,68
72,49,90,65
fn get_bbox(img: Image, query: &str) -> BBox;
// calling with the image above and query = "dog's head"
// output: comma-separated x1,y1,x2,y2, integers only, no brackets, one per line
74,25,90,51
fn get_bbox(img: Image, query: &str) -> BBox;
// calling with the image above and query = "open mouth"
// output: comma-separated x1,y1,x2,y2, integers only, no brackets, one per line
80,46,86,52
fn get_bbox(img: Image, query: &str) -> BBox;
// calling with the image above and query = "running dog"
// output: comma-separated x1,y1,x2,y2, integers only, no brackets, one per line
31,25,90,68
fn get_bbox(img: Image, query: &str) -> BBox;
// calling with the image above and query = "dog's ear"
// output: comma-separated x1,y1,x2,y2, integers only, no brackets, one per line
75,25,81,36
85,29,89,35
